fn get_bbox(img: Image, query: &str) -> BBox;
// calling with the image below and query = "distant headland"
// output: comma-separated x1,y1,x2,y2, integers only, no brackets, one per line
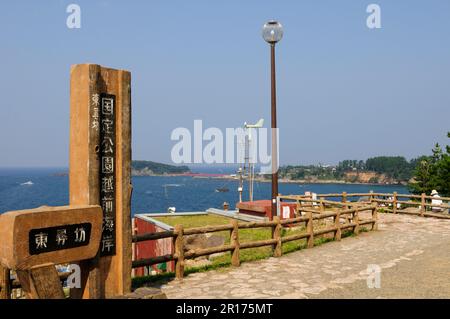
131,160,190,176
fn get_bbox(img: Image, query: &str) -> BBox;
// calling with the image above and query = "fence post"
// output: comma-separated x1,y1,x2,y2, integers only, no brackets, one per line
306,211,314,248
230,220,240,267
295,199,301,217
334,211,341,241
306,193,313,209
174,225,184,280
353,209,360,235
372,206,378,231
369,190,374,203
342,191,349,210
342,191,351,222
319,197,325,212
272,216,282,257
0,265,11,300
393,192,398,214
420,193,426,216
341,192,347,202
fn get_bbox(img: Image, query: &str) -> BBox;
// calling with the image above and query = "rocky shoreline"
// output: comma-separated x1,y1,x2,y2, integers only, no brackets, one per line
130,172,406,186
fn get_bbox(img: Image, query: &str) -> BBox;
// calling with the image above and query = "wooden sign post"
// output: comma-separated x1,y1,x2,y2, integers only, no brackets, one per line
0,205,103,299
0,265,11,299
69,64,132,298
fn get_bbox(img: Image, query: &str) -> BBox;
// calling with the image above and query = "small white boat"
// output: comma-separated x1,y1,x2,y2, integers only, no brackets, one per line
168,207,176,213
21,181,34,186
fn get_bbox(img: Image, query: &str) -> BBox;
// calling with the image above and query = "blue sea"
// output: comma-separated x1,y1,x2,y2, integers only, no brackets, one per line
0,168,408,215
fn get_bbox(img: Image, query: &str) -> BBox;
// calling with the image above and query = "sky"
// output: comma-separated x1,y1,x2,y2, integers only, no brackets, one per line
0,0,449,167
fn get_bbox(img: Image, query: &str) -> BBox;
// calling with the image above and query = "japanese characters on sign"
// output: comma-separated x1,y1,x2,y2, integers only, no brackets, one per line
29,223,92,255
91,93,100,131
99,93,116,256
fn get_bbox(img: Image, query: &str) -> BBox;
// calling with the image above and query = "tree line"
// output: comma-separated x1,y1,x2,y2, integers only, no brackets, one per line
279,135,450,189
408,132,450,197
279,156,419,183
335,156,417,181
131,160,190,175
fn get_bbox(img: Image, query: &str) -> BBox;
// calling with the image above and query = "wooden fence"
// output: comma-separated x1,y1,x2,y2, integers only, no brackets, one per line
290,191,450,219
131,202,378,279
2,191,448,297
129,191,449,281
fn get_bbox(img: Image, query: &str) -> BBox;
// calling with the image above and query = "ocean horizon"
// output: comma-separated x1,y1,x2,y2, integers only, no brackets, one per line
0,167,408,215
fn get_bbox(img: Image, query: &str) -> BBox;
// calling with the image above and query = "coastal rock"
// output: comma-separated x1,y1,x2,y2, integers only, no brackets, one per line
184,234,225,252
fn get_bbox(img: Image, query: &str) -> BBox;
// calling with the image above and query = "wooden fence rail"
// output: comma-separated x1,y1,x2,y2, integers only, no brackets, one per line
279,192,450,218
131,203,378,279
309,192,450,203
3,192,448,297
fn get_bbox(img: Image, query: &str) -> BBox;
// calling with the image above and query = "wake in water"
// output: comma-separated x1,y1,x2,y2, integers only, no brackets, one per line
20,181,34,186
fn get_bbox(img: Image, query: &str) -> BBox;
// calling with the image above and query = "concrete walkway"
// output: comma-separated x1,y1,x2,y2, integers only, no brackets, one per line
159,213,450,299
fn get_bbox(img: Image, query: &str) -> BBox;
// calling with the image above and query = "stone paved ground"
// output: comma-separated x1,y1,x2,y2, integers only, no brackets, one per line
159,213,450,299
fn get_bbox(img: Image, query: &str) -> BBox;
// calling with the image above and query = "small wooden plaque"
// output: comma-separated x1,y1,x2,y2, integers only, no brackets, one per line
0,205,102,270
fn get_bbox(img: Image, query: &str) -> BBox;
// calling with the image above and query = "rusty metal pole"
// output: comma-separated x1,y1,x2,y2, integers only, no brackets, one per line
270,43,279,221
262,20,283,221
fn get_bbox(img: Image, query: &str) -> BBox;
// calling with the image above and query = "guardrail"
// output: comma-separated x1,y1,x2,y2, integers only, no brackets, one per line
131,203,378,279
292,191,450,219
3,191,448,298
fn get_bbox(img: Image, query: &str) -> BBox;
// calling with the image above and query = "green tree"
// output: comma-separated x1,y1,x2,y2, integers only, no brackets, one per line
436,155,450,196
408,156,433,194
409,133,450,196
365,156,412,181
429,143,443,191
434,136,450,196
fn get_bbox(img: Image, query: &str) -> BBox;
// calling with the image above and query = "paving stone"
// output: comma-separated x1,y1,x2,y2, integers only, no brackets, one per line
279,292,308,299
156,214,450,299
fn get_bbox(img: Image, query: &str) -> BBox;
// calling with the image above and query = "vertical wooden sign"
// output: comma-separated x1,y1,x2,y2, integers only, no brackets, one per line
69,64,132,298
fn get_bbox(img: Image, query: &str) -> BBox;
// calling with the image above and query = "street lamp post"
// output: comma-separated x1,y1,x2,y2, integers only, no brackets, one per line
262,20,283,220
